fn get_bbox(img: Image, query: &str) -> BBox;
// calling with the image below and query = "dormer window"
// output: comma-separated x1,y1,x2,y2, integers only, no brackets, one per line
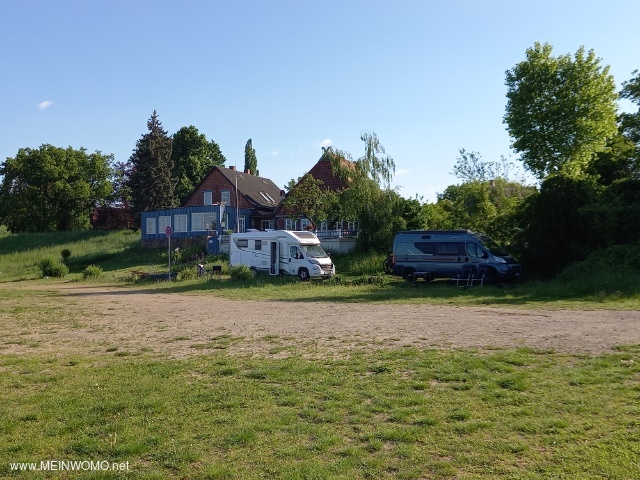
203,191,213,205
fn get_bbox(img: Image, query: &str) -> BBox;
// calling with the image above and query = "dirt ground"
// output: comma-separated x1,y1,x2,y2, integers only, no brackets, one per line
3,283,640,358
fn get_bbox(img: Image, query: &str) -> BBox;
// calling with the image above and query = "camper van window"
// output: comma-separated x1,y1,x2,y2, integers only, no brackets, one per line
475,233,509,256
301,244,329,258
466,242,481,258
438,242,462,255
415,242,436,255
236,239,248,248
255,240,262,250
290,246,302,259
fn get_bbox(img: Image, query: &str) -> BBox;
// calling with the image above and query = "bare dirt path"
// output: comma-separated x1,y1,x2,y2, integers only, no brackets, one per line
3,283,640,358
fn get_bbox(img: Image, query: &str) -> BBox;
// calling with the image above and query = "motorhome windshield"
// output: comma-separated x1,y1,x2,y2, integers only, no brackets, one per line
301,245,329,258
475,233,509,257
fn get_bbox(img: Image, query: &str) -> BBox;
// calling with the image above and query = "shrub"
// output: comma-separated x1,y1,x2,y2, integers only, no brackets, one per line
177,268,197,281
39,258,69,278
60,248,72,263
229,264,254,281
82,264,103,280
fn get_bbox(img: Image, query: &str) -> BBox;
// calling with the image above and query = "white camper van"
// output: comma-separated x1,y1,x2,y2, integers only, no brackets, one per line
229,230,335,280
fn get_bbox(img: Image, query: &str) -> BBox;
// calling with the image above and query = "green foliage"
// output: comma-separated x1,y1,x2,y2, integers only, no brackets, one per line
60,248,71,263
171,126,227,204
244,138,258,176
0,145,113,233
229,264,254,281
127,111,175,215
175,266,198,281
283,174,339,227
38,258,69,278
505,42,618,179
82,264,103,279
620,69,640,145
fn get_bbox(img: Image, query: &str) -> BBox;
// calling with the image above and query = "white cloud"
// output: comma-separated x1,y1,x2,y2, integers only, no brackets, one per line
317,138,332,148
38,100,54,110
396,168,410,176
267,150,279,157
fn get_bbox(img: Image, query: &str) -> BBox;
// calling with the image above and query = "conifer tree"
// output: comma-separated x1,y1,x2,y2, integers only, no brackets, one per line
127,111,175,215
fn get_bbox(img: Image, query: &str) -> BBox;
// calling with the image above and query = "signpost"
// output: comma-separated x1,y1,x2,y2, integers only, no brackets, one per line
165,225,172,280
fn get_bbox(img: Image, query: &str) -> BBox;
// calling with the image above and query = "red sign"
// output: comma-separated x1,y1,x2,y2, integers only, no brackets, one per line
165,225,172,237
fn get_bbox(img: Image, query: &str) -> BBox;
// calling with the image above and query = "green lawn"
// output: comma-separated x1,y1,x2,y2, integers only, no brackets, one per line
2,229,640,478
1,346,639,479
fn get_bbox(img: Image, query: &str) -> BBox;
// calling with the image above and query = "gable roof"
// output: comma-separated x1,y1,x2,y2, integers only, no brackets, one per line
217,166,283,209
305,154,352,191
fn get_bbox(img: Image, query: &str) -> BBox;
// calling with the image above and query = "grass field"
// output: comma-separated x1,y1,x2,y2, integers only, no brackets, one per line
2,229,640,478
2,345,640,479
1,228,639,309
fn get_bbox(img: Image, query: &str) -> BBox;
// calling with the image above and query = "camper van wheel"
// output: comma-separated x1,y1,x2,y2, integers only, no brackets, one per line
485,268,498,285
298,268,310,281
249,267,258,277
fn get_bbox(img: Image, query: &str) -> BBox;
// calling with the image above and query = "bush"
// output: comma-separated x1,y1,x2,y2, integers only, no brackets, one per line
39,258,69,278
60,249,72,263
82,264,103,280
229,264,254,281
176,268,197,281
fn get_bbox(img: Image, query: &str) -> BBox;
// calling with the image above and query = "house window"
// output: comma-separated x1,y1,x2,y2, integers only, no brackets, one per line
255,240,262,250
300,218,310,230
221,190,231,205
261,220,274,231
158,216,171,233
145,217,156,235
320,221,327,231
347,220,359,231
222,213,230,231
174,214,187,233
191,212,216,231
238,215,246,233
203,191,213,205
285,218,296,230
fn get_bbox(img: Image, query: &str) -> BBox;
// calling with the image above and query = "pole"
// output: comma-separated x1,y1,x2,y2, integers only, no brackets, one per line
168,234,171,281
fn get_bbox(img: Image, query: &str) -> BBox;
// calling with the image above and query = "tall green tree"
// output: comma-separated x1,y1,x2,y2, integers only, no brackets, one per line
0,144,112,232
620,70,640,145
171,126,227,204
331,132,397,251
504,42,618,179
127,111,175,215
244,138,258,176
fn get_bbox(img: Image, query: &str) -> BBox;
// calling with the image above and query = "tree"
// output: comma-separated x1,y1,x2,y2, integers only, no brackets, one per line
283,174,339,228
0,144,112,232
332,132,397,251
620,70,640,145
172,126,227,204
127,111,175,215
504,42,618,179
244,138,258,176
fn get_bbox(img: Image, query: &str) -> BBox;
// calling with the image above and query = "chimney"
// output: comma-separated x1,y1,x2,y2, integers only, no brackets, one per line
244,168,251,175
229,165,236,171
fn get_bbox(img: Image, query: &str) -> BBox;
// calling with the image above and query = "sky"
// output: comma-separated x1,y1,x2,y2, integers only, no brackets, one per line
1,0,639,203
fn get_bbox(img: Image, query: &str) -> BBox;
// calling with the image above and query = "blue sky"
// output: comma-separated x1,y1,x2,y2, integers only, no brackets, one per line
2,1,639,202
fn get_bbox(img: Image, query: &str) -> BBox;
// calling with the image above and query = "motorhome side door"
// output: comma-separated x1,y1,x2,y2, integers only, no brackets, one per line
269,241,279,275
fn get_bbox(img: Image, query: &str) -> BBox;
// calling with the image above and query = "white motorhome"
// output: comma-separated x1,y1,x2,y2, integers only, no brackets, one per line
229,230,335,280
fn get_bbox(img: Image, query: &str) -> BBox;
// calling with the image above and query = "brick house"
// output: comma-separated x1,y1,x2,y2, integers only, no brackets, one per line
181,165,283,232
141,165,283,252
